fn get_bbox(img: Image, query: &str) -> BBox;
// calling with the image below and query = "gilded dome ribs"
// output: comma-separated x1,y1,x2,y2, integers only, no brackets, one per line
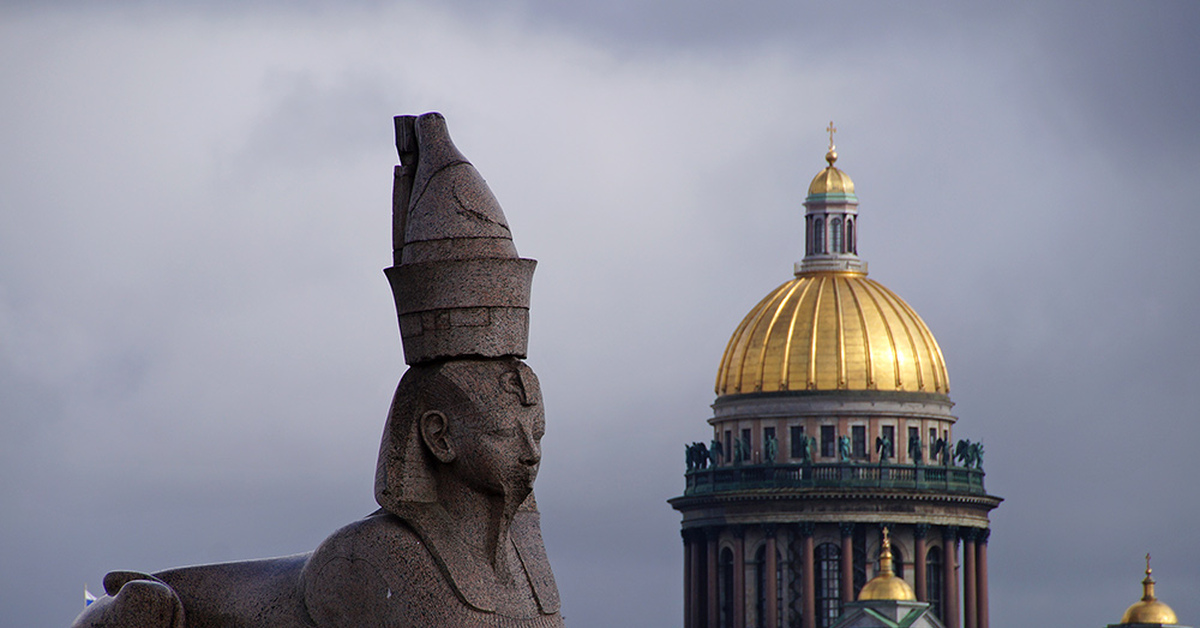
877,283,925,391
742,284,789,392
843,279,875,389
932,340,949,393
831,277,847,389
756,281,803,393
860,280,903,390
716,296,756,393
807,277,827,390
716,336,734,393
780,279,814,390
720,286,772,394
892,292,949,393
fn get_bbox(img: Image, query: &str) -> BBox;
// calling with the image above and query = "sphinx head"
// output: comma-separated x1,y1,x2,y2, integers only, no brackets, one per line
375,357,544,514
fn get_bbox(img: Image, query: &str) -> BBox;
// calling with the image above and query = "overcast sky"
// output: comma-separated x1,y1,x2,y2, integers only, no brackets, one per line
3,2,1199,627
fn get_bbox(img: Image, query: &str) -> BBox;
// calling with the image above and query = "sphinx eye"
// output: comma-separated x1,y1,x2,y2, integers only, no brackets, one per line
488,426,518,438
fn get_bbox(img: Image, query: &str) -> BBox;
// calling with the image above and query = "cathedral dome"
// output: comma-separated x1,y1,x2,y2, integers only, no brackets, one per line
717,132,948,398
715,272,949,396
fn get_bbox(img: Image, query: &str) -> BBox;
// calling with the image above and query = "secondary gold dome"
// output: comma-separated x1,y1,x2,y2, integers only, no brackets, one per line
857,574,916,602
859,527,916,602
1122,600,1179,626
716,272,949,396
1120,561,1179,625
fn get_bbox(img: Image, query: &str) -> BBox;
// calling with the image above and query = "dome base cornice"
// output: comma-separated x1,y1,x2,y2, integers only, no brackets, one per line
715,389,953,406
670,487,1002,531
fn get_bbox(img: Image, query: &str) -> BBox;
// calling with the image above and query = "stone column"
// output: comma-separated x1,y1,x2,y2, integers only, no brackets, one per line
839,522,855,610
708,529,720,628
800,523,816,628
764,526,778,628
962,529,976,628
734,527,746,628
914,524,929,602
684,529,694,628
943,526,959,628
977,529,990,628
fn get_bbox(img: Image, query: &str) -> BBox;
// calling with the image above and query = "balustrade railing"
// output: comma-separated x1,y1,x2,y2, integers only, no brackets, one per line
683,461,987,496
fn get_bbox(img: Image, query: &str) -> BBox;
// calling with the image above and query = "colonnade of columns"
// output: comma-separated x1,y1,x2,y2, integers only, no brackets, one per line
681,524,990,628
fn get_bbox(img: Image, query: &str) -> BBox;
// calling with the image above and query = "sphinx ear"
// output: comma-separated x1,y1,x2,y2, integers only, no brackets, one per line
419,410,455,463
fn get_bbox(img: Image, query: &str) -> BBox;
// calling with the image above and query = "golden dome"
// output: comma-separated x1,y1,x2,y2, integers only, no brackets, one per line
859,528,916,602
716,272,949,396
1120,558,1178,625
807,150,856,197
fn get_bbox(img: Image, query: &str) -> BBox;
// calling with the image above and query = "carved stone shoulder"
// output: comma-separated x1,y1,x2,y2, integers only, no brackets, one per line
302,512,455,628
302,511,563,628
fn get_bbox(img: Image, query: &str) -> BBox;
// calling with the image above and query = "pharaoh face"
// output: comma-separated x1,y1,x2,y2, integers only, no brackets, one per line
441,360,545,501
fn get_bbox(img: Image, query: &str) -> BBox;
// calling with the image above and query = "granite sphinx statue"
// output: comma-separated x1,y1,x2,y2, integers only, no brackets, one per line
71,112,564,628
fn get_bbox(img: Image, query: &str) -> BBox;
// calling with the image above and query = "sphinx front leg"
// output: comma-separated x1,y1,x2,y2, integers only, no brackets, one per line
70,571,185,628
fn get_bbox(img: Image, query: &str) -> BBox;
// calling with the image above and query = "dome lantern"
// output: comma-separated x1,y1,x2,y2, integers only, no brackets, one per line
798,121,867,276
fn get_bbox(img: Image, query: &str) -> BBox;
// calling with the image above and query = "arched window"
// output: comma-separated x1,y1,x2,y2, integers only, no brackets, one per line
831,218,844,253
754,545,783,628
720,548,735,628
814,218,825,254
815,543,841,628
846,218,855,254
926,546,943,622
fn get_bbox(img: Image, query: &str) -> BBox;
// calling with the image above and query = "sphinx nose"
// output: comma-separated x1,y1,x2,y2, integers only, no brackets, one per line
519,429,541,466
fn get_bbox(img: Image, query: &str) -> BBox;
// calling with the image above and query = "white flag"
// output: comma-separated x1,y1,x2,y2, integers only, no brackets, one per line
84,586,97,607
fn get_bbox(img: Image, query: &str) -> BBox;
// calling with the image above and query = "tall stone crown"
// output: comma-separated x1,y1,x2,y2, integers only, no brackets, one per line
385,113,537,364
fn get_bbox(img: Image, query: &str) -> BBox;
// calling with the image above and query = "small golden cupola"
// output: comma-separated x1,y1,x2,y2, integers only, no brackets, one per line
858,527,916,601
807,132,856,198
1117,555,1180,626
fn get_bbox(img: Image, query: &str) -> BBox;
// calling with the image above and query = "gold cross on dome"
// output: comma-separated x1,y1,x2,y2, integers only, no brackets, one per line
1146,553,1152,573
826,121,837,149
